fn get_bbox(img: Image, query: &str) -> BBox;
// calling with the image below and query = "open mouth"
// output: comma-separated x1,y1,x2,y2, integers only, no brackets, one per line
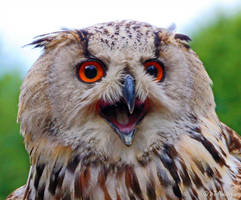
97,98,149,146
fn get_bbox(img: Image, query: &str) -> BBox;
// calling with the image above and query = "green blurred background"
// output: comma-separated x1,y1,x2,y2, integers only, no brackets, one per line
0,11,241,200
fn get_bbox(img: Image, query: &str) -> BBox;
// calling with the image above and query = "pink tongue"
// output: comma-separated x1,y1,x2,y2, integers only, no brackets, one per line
118,123,135,133
112,116,137,134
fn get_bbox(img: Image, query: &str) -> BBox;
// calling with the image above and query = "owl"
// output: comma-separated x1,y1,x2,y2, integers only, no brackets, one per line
7,20,241,200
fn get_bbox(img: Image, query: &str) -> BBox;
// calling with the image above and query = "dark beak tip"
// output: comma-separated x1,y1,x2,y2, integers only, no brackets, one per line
115,126,136,147
124,142,132,147
120,129,136,147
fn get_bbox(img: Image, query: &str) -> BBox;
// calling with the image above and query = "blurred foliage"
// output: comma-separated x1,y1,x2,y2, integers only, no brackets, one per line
0,74,29,199
191,12,241,134
0,10,241,200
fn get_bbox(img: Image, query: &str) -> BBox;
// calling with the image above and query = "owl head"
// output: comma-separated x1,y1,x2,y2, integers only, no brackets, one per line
18,21,217,162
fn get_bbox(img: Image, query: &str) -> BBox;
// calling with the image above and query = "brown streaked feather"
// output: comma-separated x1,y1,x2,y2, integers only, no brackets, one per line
220,122,241,160
233,167,241,199
98,166,112,200
220,123,241,199
6,186,25,200
125,165,144,200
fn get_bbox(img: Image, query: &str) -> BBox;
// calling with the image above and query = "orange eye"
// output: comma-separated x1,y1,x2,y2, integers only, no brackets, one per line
144,59,165,82
77,60,105,83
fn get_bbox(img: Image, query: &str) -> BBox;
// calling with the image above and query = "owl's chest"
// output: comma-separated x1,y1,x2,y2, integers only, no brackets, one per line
28,154,233,200
27,132,235,200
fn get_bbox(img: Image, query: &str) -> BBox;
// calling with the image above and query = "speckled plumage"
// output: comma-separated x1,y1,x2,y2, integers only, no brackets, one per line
7,20,241,200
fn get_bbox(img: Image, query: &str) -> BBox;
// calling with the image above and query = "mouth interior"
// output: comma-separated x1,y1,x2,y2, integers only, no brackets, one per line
98,99,148,135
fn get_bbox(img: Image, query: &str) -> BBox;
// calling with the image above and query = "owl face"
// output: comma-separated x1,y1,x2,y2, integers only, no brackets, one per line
20,21,215,159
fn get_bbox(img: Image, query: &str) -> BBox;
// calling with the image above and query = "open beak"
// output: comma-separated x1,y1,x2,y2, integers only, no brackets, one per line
98,74,149,146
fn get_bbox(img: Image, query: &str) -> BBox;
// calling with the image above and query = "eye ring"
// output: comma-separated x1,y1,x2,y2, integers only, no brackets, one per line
144,59,165,82
76,59,106,83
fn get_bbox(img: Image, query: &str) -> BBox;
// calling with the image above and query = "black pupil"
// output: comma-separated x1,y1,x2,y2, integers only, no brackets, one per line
146,65,158,77
84,65,97,79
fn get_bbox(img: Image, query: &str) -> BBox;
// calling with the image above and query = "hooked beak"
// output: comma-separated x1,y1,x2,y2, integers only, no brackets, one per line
122,74,136,114
120,74,136,146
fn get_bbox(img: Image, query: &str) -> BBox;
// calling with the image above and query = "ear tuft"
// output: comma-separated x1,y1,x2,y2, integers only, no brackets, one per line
174,33,192,42
26,30,81,50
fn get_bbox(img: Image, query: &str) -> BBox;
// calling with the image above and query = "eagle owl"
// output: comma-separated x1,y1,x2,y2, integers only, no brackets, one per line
7,20,241,200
